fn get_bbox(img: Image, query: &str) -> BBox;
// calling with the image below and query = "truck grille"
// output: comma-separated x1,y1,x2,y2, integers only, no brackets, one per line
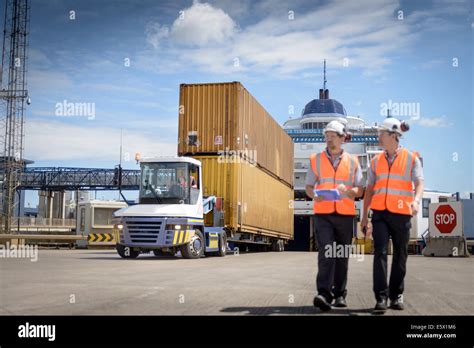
123,217,163,244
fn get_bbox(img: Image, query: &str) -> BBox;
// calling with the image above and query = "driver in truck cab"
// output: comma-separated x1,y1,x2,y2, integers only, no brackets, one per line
178,175,197,189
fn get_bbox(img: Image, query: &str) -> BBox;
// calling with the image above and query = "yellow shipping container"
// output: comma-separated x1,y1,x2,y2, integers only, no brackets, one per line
195,155,294,240
178,82,294,187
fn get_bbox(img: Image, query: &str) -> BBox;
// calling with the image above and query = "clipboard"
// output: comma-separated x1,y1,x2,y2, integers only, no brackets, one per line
313,189,342,201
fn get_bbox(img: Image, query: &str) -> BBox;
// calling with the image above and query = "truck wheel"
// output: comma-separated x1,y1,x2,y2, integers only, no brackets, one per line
180,230,205,259
116,244,140,258
217,232,227,257
272,239,285,252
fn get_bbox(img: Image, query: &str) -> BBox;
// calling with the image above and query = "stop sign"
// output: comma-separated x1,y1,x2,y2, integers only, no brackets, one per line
434,205,457,234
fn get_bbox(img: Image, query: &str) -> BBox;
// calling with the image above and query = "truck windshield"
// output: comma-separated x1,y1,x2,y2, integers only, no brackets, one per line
139,162,197,204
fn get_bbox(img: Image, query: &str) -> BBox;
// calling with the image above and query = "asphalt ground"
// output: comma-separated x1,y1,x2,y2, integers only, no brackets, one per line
1,249,472,315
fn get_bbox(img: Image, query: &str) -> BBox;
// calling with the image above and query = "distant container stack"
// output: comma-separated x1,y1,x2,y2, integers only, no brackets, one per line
178,82,294,240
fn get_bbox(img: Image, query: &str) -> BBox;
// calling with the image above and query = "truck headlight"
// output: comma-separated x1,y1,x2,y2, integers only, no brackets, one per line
113,221,124,230
166,224,190,231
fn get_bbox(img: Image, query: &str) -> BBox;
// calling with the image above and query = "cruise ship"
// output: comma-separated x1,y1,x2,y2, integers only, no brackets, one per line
283,64,382,250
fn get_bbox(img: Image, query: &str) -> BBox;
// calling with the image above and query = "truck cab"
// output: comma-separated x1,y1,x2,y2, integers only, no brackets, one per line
113,157,227,259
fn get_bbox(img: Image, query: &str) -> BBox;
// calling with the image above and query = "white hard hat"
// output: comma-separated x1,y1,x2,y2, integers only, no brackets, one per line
324,120,346,136
377,117,409,136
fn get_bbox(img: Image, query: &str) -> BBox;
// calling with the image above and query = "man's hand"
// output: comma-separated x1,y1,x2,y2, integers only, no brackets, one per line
336,184,347,194
336,184,358,199
345,189,357,199
360,216,372,238
411,200,420,216
314,195,325,202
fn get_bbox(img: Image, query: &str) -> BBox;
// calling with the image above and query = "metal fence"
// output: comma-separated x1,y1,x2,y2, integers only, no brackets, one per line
11,217,76,227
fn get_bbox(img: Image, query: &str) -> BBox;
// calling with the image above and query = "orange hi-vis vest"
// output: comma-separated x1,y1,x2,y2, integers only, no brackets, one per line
370,148,418,215
310,151,359,215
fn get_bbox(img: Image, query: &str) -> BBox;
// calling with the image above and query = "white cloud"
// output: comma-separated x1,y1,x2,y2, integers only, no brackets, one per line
169,1,237,46
81,82,152,96
420,59,444,70
24,119,177,161
431,0,471,16
29,70,74,94
29,48,53,68
139,0,417,76
139,0,466,78
412,115,451,128
145,22,169,49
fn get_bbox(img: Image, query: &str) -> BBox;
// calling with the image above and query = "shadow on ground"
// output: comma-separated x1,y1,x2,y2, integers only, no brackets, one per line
78,253,182,261
220,305,372,316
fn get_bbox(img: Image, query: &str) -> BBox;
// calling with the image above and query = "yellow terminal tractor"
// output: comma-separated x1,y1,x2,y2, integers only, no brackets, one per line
113,157,227,259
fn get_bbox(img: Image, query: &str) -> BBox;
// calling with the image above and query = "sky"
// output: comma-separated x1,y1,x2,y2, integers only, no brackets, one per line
5,0,472,205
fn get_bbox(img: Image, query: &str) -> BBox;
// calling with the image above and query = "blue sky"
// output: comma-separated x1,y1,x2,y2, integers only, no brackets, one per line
13,0,473,205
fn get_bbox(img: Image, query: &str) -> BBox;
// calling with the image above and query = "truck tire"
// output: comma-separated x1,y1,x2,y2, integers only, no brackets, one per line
272,239,285,252
180,230,205,259
116,244,140,258
217,232,227,257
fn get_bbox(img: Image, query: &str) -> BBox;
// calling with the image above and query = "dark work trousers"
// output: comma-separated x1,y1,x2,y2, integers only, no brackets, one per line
371,209,412,301
314,213,355,302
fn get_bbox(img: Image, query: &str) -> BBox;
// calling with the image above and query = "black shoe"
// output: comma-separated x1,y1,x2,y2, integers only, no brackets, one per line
390,295,404,310
333,296,347,308
373,299,387,314
313,295,332,311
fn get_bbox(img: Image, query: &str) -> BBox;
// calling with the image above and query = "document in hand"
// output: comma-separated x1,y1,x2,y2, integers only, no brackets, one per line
313,189,342,201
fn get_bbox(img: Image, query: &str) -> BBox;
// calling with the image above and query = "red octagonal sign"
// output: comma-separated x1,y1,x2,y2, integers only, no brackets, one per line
434,205,457,234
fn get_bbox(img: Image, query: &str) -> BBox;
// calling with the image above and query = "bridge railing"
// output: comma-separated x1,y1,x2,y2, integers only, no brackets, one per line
11,217,76,227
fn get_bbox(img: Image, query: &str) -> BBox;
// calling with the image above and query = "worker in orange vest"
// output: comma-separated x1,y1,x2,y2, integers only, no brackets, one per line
306,120,364,311
361,117,424,314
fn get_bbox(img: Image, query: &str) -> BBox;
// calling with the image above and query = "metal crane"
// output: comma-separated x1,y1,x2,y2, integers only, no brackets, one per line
0,0,30,233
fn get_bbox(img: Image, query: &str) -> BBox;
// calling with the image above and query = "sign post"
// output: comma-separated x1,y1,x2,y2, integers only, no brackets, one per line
429,202,463,237
424,201,468,256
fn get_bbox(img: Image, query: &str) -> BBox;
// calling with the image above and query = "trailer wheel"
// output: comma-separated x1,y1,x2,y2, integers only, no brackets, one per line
116,244,140,258
217,232,227,257
180,230,205,259
272,239,285,252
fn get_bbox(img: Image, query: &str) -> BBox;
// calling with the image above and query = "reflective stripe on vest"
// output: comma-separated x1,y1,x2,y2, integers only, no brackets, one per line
310,151,358,215
370,148,416,215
